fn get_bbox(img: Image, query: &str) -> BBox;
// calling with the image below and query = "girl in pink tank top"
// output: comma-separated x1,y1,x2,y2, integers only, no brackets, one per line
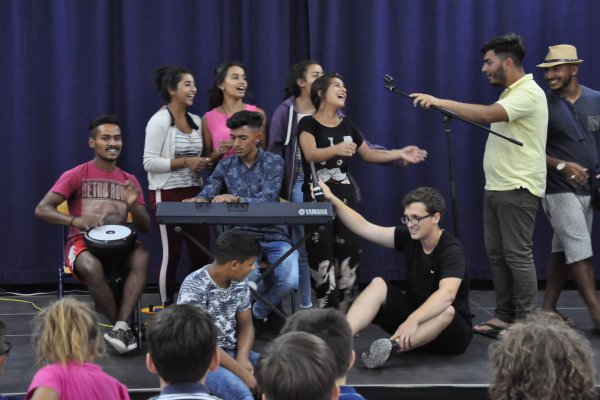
203,61,267,161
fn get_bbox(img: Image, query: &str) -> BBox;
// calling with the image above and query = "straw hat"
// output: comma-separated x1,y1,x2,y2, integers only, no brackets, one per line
537,44,583,68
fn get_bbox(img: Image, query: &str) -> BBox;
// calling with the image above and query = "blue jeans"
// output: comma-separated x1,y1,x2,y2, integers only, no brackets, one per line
249,240,299,319
291,175,312,308
206,349,260,400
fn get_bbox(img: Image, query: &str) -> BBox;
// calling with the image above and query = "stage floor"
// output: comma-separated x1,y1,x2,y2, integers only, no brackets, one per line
2,290,600,399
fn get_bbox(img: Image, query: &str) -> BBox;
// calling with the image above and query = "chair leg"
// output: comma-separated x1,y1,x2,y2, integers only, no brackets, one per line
58,266,64,299
290,290,296,314
134,298,143,351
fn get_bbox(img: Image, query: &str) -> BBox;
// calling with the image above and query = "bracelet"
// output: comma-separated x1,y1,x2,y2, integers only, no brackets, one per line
69,216,76,226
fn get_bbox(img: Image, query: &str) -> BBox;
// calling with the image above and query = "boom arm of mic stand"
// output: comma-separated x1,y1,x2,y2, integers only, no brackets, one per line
384,82,523,147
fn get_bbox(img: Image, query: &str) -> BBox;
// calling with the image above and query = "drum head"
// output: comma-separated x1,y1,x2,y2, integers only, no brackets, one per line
87,225,132,241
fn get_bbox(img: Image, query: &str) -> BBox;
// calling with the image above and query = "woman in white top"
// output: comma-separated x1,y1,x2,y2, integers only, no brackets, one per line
143,65,212,306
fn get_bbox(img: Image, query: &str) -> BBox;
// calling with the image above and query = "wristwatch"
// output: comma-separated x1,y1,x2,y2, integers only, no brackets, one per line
556,162,566,171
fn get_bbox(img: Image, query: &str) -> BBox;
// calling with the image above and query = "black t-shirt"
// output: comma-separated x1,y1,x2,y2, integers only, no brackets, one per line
394,227,471,323
297,116,364,188
546,85,600,195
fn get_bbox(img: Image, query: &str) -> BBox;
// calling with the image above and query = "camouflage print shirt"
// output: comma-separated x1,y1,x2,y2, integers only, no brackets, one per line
177,266,251,350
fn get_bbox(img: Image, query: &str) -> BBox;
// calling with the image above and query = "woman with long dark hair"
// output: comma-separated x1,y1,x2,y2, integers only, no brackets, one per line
203,61,267,162
143,65,211,306
298,72,427,310
268,60,324,309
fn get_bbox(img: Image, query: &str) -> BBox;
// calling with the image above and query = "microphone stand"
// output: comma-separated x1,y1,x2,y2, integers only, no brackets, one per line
383,74,523,237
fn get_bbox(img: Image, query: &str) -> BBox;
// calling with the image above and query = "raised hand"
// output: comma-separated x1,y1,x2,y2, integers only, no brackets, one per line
122,180,139,207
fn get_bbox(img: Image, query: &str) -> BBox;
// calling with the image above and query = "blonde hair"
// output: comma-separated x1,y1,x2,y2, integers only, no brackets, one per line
489,311,597,400
32,297,102,365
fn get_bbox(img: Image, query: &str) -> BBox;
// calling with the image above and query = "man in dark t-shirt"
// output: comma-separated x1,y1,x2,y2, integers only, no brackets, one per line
536,44,600,330
318,183,472,367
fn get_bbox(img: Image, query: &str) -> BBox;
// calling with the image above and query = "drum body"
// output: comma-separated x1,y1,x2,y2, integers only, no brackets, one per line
84,225,136,264
84,225,136,301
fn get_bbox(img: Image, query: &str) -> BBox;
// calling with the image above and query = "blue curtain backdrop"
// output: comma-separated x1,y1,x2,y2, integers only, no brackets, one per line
1,0,599,285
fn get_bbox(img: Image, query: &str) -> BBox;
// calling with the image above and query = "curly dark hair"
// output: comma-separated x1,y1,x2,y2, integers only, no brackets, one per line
489,311,597,400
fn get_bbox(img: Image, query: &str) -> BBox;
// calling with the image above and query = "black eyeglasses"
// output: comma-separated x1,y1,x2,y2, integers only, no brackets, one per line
1,341,11,356
400,214,432,225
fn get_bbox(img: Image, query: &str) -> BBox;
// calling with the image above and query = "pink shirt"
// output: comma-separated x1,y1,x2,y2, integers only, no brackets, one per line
204,104,258,157
50,161,145,239
27,362,130,400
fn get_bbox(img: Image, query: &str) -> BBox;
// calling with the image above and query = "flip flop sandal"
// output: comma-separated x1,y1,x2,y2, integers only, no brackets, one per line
473,322,506,340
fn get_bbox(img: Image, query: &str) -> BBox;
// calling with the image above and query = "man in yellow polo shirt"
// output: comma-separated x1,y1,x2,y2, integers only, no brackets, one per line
410,33,548,338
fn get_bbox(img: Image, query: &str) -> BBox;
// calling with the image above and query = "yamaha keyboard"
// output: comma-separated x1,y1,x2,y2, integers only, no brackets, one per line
156,201,333,225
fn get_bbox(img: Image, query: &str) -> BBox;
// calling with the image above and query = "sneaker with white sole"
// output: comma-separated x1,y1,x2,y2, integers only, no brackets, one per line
104,328,137,354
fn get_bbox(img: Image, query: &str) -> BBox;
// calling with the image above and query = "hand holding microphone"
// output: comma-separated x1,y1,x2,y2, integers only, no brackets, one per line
310,161,325,202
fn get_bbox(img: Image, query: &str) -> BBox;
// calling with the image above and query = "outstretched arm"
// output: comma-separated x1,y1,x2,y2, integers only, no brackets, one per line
318,181,395,248
410,93,508,124
357,142,428,165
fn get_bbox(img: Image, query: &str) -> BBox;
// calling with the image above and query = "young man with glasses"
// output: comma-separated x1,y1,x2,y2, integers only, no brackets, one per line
317,183,472,365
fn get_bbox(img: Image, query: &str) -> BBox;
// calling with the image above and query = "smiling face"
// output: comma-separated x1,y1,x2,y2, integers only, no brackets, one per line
220,65,247,100
482,50,507,88
544,64,578,92
403,202,438,241
89,123,122,163
321,77,347,109
169,73,196,107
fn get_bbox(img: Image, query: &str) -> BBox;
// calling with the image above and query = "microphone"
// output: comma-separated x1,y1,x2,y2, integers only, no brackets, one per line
383,74,395,91
309,161,325,202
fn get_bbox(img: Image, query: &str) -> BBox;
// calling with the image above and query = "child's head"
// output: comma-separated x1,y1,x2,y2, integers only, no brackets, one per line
256,331,339,400
281,308,354,381
489,311,597,400
146,304,219,385
32,297,101,365
214,229,261,281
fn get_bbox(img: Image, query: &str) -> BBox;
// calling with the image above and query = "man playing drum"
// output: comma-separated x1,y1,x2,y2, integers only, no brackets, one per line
35,114,150,354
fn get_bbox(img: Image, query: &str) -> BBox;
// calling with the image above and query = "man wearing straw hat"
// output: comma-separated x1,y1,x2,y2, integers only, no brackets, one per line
410,33,548,338
537,44,600,332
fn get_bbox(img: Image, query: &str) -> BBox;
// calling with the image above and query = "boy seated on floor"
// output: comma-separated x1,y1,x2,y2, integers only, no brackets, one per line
256,331,339,400
177,229,261,400
318,184,473,367
281,309,365,399
145,304,222,399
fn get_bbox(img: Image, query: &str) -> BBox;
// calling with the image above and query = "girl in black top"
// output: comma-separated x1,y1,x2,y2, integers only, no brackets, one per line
298,72,427,309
